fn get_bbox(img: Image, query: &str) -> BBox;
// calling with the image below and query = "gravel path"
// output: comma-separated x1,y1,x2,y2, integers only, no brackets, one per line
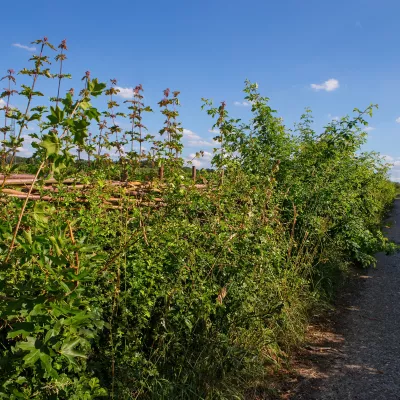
293,199,400,399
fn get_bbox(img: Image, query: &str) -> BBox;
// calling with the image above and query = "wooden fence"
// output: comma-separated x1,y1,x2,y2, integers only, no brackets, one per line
0,166,201,207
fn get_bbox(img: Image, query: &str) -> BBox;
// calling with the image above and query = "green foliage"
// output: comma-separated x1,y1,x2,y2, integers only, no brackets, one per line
0,39,396,399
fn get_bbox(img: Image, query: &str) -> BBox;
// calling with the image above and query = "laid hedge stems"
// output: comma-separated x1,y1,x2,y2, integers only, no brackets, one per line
0,38,396,399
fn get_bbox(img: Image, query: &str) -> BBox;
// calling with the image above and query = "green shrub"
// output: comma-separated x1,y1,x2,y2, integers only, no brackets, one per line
0,39,396,399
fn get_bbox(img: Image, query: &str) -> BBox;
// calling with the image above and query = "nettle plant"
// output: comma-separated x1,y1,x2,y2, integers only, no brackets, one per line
0,37,191,399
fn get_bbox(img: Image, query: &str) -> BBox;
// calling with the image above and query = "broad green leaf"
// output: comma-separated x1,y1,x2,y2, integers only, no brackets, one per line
60,338,87,360
7,322,35,339
23,349,40,365
16,336,36,351
33,202,55,227
28,113,41,122
88,78,107,97
40,353,58,378
39,131,60,157
79,101,91,110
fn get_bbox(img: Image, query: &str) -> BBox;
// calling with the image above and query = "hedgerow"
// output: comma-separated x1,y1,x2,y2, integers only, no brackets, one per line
0,38,395,399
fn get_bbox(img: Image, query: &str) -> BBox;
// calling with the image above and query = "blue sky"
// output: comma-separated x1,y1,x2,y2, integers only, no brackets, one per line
1,0,400,178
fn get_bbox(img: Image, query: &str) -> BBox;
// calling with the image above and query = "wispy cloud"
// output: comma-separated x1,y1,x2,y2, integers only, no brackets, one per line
0,98,17,110
12,43,36,52
396,117,400,124
115,86,134,99
311,78,339,92
183,129,201,140
208,128,220,134
187,151,213,168
188,139,217,147
328,113,340,121
234,101,251,107
182,128,216,147
363,126,375,132
384,155,400,182
382,155,394,162
355,21,362,29
379,155,400,182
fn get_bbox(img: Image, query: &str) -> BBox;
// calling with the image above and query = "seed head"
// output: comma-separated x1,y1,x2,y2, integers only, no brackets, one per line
59,39,68,50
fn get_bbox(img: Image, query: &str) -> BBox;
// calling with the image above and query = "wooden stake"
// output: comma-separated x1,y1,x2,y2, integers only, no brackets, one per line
158,165,164,180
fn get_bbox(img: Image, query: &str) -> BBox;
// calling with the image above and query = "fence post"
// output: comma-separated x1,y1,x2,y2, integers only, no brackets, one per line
158,165,164,180
192,166,196,182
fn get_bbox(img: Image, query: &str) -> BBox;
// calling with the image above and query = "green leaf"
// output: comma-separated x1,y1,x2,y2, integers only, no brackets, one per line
7,322,35,339
40,353,58,378
47,106,64,125
17,337,43,366
88,78,107,97
60,338,87,360
22,230,32,245
23,348,40,365
33,202,55,227
39,131,60,157
85,107,101,122
16,336,36,351
79,101,91,110
28,113,41,122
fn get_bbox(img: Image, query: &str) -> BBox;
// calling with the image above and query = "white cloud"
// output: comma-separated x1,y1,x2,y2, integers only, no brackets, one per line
328,113,340,121
208,128,220,134
0,99,17,110
363,126,375,132
382,155,394,162
0,98,16,111
311,78,340,92
395,117,400,124
187,151,213,168
115,87,134,99
188,139,216,147
13,43,36,52
16,147,33,156
16,135,36,157
234,101,251,107
183,129,217,148
389,162,400,182
203,151,213,160
183,128,201,140
190,159,202,168
382,155,400,182
190,151,212,162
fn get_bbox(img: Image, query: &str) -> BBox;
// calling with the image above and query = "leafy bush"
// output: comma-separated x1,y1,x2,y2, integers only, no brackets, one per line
0,39,396,399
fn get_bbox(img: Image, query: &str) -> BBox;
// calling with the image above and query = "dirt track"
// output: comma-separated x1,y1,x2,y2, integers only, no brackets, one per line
291,199,400,399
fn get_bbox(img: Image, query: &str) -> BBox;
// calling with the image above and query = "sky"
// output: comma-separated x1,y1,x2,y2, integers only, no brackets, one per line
1,0,400,179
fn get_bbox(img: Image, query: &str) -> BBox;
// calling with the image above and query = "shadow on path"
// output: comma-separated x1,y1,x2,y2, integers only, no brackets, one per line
290,199,400,400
